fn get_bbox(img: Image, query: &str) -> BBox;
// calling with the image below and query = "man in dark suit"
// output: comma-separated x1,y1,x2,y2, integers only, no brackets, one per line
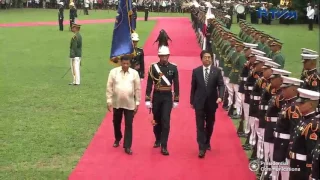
190,50,224,158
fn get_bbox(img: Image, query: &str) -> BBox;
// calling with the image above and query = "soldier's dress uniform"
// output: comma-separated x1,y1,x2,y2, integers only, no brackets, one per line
58,2,64,31
228,41,247,117
300,53,320,118
238,47,261,136
145,46,179,155
310,140,319,180
69,24,82,85
249,60,280,161
288,88,320,180
263,69,291,179
69,3,77,30
144,4,149,21
273,76,303,180
242,56,264,151
270,40,285,69
130,33,145,79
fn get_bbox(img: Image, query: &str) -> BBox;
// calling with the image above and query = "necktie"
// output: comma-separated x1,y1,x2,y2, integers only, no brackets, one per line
205,68,209,86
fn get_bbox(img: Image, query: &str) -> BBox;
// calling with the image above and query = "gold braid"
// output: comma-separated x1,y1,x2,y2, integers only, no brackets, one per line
148,64,161,87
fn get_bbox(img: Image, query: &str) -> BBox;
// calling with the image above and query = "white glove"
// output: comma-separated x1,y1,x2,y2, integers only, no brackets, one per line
173,102,178,108
145,101,152,109
140,79,143,81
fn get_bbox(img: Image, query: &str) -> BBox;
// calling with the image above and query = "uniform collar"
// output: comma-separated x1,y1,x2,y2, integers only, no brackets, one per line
286,96,298,102
306,68,317,75
158,61,168,66
303,111,316,118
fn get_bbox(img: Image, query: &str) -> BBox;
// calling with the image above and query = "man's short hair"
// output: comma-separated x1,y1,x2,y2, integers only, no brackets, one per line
121,56,131,61
200,50,211,59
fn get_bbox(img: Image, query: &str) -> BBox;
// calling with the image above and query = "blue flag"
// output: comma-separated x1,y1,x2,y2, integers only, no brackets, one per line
109,0,134,66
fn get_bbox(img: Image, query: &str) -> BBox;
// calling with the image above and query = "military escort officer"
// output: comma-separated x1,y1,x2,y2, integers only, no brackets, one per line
273,76,303,180
263,68,291,179
288,88,320,180
310,140,319,180
145,45,179,156
131,32,145,80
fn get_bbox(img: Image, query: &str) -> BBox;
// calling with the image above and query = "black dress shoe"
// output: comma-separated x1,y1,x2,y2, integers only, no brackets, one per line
161,148,169,155
153,141,161,148
124,148,132,155
198,150,206,158
113,140,120,147
206,145,211,150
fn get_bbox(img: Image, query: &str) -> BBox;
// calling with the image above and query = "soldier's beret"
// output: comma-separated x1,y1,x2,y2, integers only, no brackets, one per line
72,24,81,28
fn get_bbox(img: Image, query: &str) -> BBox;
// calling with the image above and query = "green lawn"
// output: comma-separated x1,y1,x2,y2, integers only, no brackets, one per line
0,8,188,23
0,9,317,179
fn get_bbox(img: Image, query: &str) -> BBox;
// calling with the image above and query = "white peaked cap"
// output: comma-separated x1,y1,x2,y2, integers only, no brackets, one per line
131,32,139,41
270,68,291,78
280,76,303,88
262,60,280,68
297,88,320,100
244,42,258,49
225,15,231,19
301,54,319,61
254,55,270,64
207,14,215,19
301,48,318,55
158,46,170,55
252,49,266,56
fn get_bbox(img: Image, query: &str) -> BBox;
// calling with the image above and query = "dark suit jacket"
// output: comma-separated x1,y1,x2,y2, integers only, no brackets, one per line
190,65,224,110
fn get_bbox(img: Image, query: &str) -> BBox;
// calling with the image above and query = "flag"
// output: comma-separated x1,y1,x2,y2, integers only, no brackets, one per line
109,0,135,66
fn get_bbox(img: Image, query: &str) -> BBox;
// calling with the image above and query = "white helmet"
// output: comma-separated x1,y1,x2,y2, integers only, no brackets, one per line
158,46,170,55
131,32,139,41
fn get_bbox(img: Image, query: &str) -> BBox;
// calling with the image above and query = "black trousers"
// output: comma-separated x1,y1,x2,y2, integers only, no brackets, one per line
59,18,63,31
70,18,75,29
308,19,313,30
144,11,149,21
195,99,216,150
289,159,309,180
152,92,173,148
113,108,134,148
84,7,89,15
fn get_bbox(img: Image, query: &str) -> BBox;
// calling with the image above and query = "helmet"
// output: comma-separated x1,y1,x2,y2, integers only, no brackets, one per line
131,33,139,41
158,46,170,55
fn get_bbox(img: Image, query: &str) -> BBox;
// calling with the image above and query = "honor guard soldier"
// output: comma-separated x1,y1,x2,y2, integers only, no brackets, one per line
205,14,215,54
249,60,280,170
310,140,319,180
273,76,303,180
227,39,248,119
144,4,149,21
131,33,145,80
58,2,64,31
145,43,179,155
270,40,285,69
288,88,320,180
242,54,265,151
69,24,82,85
300,52,320,118
300,48,318,80
69,2,77,31
257,33,269,53
263,68,291,180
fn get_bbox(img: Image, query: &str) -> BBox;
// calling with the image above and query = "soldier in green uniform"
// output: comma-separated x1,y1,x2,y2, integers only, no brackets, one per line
257,33,267,51
131,32,145,80
227,39,248,118
270,40,285,69
69,24,82,85
265,37,275,58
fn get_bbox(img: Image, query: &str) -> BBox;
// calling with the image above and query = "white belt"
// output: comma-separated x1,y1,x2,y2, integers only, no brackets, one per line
267,117,278,122
251,95,261,100
289,152,307,161
245,86,253,90
274,132,290,139
259,105,268,110
240,77,247,81
316,108,319,112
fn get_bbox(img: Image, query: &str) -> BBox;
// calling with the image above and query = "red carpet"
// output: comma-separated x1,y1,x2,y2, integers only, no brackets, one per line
69,18,255,180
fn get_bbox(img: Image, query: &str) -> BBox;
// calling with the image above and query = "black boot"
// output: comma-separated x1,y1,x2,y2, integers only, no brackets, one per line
249,142,257,161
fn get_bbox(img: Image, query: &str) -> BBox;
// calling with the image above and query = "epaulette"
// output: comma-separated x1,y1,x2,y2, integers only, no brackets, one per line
266,84,271,92
170,62,177,66
72,35,77,39
275,94,284,108
257,78,262,86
